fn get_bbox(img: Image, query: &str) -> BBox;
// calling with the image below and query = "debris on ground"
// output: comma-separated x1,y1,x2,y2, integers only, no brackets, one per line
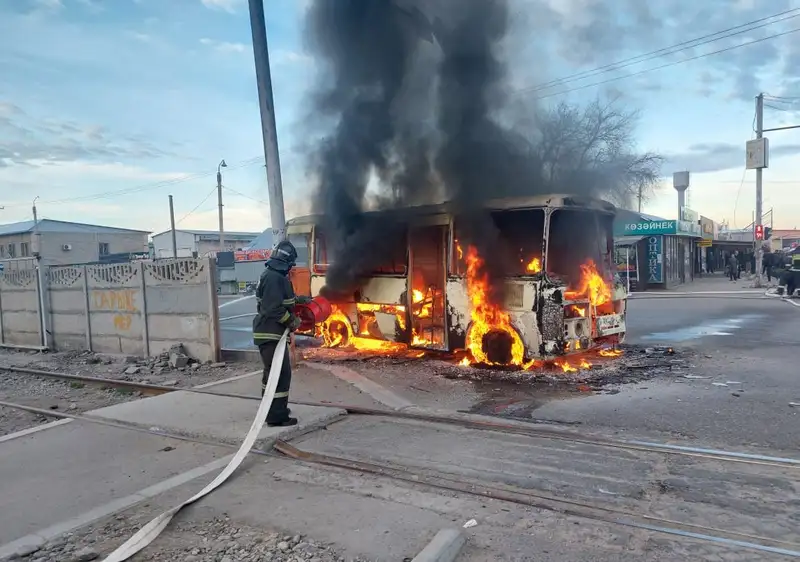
0,348,259,436
304,343,696,389
7,515,371,562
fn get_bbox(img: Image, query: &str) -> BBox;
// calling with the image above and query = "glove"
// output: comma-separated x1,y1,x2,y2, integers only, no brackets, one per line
295,295,312,305
288,315,303,332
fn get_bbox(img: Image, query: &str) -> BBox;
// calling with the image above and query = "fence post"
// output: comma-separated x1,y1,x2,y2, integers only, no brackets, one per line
0,279,5,345
82,265,93,351
34,262,50,349
207,257,221,361
139,261,150,357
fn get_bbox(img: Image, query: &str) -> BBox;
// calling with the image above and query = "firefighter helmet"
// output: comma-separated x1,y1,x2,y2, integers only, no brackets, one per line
266,239,298,273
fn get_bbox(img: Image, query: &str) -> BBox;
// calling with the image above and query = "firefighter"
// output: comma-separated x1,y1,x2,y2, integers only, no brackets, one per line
252,239,310,427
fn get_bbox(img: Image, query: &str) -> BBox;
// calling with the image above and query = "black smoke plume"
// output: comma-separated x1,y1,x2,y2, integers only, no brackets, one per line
303,0,575,298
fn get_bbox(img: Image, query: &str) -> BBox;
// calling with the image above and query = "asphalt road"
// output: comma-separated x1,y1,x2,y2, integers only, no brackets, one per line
538,294,800,450
218,294,258,350
222,287,800,448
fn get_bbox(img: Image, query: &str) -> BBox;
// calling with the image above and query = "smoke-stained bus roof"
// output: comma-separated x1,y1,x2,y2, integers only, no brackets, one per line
286,194,616,228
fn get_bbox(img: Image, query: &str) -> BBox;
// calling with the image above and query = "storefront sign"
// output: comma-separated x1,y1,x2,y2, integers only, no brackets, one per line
646,235,663,283
676,220,702,236
698,239,713,248
680,207,699,223
619,220,676,235
234,249,271,262
699,216,715,240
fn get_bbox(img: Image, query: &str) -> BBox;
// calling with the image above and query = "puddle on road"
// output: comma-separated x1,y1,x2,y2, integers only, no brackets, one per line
639,314,765,343
465,379,594,424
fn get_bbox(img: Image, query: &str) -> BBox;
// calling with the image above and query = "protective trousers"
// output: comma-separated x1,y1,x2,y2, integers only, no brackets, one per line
258,340,292,423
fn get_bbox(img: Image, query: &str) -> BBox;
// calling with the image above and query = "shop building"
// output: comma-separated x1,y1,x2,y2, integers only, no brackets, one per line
613,210,702,290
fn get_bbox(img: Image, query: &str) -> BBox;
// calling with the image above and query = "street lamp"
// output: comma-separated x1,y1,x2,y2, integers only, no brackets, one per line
217,159,227,253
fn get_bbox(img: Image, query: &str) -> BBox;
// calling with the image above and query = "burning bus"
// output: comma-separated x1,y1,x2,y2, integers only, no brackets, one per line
288,194,627,368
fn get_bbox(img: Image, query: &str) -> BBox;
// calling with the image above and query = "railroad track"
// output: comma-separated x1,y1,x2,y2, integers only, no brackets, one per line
1,396,799,558
1,364,798,469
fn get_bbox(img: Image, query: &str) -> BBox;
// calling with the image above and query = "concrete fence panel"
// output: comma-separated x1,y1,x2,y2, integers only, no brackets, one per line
85,262,146,356
2,257,219,360
143,258,219,362
0,266,42,347
47,266,89,351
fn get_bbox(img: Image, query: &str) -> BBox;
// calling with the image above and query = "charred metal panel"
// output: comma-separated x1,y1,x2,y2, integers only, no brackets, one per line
503,280,537,311
504,283,525,309
359,277,407,304
509,310,541,357
537,286,565,356
310,275,326,298
445,279,469,351
596,314,625,337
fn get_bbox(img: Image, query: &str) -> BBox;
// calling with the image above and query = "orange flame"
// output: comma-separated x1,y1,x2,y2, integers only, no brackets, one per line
598,348,623,357
464,245,525,366
554,360,577,373
321,307,353,348
356,302,407,330
564,259,611,306
525,257,542,274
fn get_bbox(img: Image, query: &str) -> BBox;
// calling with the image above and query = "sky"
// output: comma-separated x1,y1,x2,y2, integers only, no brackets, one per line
1,0,799,237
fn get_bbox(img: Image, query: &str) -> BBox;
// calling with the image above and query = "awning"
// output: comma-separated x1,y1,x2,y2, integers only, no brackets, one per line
614,235,645,246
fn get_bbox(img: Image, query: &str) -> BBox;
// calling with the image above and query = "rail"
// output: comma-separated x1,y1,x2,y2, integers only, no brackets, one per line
2,364,798,468
0,395,798,558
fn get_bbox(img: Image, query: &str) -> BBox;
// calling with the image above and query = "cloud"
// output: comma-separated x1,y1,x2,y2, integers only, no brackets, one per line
0,102,174,166
664,142,800,174
30,0,63,11
199,37,247,54
273,49,312,66
199,0,243,14
127,31,153,43
509,0,798,100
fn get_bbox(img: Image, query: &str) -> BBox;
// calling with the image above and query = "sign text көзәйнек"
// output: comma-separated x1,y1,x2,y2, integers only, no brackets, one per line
624,221,675,234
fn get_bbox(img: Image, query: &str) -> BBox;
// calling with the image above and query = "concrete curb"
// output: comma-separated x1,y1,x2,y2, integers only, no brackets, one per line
306,362,414,410
412,528,466,562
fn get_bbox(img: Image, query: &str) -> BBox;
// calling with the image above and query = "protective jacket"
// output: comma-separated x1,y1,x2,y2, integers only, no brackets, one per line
252,265,296,344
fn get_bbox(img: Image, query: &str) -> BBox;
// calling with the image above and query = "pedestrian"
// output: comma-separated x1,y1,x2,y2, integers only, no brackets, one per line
763,249,773,282
728,252,738,281
252,239,311,427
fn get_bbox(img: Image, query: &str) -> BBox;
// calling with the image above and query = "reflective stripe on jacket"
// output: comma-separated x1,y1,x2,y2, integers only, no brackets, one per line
252,266,296,344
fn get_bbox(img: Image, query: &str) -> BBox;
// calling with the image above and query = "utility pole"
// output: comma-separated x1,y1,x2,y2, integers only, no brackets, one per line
168,195,177,259
637,184,642,213
217,159,227,253
248,0,286,243
754,93,764,287
32,196,40,257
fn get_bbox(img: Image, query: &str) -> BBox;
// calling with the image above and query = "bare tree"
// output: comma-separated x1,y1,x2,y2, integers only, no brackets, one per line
527,97,663,209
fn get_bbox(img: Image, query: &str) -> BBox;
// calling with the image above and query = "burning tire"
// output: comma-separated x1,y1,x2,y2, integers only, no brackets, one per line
324,319,351,348
480,329,516,365
465,321,525,367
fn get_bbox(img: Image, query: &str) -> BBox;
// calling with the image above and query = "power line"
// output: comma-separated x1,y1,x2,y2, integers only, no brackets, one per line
3,156,264,209
764,94,800,101
765,103,792,111
525,26,800,100
223,185,268,205
176,186,217,225
523,8,800,94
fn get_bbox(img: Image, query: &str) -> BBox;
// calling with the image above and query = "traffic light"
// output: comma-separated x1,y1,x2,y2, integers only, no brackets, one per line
755,224,764,240
765,227,772,240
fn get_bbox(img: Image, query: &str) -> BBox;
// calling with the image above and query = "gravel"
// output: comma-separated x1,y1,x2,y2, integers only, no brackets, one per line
7,514,372,562
0,347,261,437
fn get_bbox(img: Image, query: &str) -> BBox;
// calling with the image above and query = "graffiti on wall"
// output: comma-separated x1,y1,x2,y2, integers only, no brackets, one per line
92,289,138,331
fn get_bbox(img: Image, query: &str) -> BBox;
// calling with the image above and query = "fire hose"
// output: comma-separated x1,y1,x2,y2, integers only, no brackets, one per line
100,328,290,562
